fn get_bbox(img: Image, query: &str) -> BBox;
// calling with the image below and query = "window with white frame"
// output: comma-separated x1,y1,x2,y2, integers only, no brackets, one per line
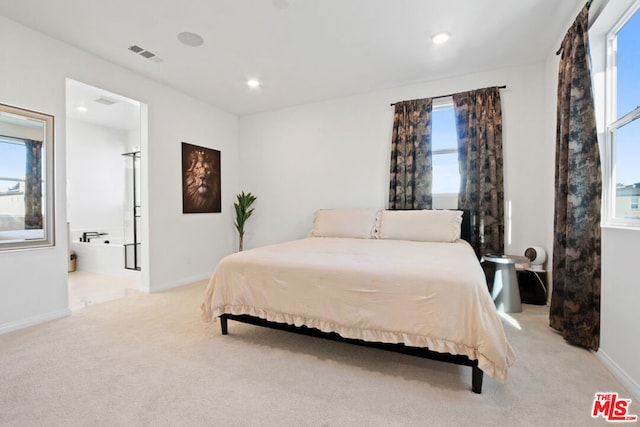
604,2,640,225
431,98,459,208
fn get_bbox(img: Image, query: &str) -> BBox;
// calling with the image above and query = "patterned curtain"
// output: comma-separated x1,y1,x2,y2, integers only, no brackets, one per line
453,87,504,257
388,98,433,210
550,5,601,351
24,139,43,229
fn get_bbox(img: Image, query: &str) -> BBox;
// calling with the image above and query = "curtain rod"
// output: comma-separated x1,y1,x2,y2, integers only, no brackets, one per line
389,85,506,107
556,0,593,55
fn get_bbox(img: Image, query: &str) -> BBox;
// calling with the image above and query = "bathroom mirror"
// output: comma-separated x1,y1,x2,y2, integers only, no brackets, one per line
0,103,55,250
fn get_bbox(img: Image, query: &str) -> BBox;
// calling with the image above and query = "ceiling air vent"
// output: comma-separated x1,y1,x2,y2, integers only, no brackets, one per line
94,96,118,106
128,45,144,54
128,45,163,63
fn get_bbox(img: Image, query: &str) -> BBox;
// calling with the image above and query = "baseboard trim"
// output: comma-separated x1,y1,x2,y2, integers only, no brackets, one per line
595,349,640,401
150,272,211,293
0,308,72,335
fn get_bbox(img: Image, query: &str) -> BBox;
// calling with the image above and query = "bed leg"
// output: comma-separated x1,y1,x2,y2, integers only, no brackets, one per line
472,366,483,394
220,316,228,335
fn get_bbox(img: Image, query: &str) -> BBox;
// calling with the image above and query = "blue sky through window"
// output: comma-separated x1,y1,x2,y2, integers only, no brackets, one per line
614,6,640,187
0,142,25,192
617,8,640,120
431,106,459,194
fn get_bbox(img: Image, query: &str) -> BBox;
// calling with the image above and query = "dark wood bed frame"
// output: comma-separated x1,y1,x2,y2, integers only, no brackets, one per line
218,210,485,393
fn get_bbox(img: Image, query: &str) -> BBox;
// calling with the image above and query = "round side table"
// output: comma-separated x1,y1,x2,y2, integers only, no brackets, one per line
482,254,530,313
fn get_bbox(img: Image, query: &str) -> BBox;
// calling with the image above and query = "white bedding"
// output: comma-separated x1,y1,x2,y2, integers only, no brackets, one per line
202,237,515,383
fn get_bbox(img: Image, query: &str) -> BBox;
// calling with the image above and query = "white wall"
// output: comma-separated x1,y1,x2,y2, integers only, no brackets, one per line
67,119,128,237
599,228,640,399
239,63,554,261
0,16,240,332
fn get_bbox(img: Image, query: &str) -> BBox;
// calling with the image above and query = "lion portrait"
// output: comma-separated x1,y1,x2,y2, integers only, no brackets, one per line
182,143,221,213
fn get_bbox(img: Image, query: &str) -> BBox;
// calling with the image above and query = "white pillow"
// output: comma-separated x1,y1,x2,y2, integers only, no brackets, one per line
311,209,380,239
378,209,462,242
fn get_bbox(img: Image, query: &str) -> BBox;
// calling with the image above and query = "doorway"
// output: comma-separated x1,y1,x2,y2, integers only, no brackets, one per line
65,79,148,310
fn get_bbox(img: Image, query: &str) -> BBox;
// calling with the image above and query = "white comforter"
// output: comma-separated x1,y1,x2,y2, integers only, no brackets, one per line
202,237,515,383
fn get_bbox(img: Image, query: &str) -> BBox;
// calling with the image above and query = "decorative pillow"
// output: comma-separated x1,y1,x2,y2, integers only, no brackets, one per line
378,209,463,242
311,209,381,239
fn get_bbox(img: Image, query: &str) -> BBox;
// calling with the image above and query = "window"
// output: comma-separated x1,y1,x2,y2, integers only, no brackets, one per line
604,2,640,225
431,99,459,209
0,139,25,194
0,138,26,231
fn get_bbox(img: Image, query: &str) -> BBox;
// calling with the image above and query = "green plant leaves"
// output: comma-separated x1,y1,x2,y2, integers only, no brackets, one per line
234,191,257,251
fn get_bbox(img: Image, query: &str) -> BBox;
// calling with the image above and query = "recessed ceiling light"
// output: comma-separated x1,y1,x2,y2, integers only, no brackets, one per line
177,32,204,47
432,32,451,45
246,79,261,88
76,106,88,112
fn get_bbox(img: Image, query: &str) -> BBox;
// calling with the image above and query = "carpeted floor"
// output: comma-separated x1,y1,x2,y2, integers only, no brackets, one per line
0,280,632,426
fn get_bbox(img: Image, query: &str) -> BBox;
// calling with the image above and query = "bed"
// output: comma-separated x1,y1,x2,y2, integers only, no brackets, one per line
201,209,515,393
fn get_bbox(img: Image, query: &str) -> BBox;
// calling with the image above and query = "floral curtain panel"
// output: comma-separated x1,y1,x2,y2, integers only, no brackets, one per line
388,99,433,210
24,139,43,229
453,87,504,257
550,5,601,351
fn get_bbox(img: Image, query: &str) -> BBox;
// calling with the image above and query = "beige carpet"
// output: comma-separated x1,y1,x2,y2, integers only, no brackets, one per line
0,281,631,426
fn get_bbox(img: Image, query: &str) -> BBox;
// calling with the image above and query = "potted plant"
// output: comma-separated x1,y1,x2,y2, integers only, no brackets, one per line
234,191,257,251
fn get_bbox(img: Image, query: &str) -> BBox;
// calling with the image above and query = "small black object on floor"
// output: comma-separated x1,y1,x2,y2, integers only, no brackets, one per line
517,270,548,305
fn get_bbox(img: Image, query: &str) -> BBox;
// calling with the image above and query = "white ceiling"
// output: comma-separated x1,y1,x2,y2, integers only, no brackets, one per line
0,0,582,117
66,79,141,131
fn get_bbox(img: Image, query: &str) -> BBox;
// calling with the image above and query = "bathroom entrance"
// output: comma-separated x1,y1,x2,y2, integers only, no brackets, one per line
65,79,148,310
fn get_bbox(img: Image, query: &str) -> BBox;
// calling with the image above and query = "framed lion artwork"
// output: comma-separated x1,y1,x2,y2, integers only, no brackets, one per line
181,142,221,214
